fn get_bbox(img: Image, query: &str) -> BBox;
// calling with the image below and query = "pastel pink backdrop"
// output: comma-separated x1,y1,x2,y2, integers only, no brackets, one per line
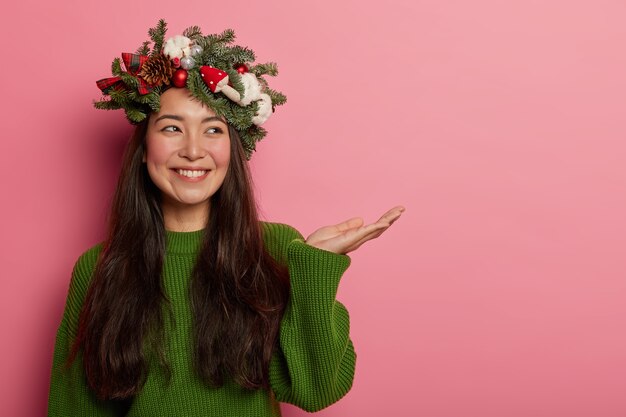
1,1,625,416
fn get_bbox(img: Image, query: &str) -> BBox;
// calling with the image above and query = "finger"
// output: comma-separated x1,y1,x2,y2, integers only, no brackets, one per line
344,225,392,252
387,212,403,226
312,221,389,254
356,207,403,238
336,206,404,254
334,217,364,232
376,206,405,225
343,222,388,246
347,215,401,249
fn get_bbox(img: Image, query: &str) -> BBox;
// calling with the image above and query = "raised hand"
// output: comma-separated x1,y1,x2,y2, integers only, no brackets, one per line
305,206,405,255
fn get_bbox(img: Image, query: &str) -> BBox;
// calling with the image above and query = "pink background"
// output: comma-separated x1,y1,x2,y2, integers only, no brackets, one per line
1,1,625,416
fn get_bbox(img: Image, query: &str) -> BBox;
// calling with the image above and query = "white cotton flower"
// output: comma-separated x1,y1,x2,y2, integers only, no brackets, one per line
238,73,263,106
252,94,273,126
163,35,192,60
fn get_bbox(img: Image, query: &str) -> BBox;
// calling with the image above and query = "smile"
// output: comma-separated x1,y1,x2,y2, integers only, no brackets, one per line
175,169,208,178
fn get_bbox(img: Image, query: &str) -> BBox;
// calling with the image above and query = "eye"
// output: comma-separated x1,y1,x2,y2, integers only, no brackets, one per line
206,127,224,134
162,125,181,133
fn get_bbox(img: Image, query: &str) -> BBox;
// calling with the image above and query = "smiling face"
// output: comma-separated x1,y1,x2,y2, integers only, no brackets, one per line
144,88,231,225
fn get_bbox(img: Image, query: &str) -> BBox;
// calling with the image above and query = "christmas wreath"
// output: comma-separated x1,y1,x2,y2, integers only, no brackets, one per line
94,19,286,159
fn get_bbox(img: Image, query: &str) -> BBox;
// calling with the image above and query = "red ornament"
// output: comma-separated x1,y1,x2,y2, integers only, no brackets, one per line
171,69,188,88
235,63,249,74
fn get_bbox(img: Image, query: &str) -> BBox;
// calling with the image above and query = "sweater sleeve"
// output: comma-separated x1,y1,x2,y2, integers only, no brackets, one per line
48,245,128,417
263,223,356,412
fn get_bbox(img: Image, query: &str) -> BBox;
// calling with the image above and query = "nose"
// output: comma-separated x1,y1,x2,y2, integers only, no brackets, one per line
179,131,206,161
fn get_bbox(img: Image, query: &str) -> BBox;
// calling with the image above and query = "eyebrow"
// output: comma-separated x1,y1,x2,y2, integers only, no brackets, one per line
154,114,226,124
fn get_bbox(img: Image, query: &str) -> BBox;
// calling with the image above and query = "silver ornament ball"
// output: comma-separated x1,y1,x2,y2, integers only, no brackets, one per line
189,44,203,57
180,56,196,70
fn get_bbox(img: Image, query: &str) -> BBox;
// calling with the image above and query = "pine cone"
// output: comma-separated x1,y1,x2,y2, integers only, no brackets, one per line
138,54,174,86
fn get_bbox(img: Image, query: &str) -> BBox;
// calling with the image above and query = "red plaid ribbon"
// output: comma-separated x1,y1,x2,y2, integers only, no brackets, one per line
96,53,153,95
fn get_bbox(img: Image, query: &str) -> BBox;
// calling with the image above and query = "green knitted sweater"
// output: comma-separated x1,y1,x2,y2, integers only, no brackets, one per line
48,222,356,416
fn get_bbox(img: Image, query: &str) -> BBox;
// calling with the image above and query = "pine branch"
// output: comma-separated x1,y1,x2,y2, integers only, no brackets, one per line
111,58,123,76
126,108,147,123
148,19,167,56
227,46,256,65
93,99,122,110
264,88,287,106
143,91,161,112
209,29,235,45
249,125,267,143
130,90,161,112
183,25,203,41
227,103,255,130
240,125,267,159
207,43,228,64
136,41,150,56
109,89,132,105
250,62,278,77
120,73,139,89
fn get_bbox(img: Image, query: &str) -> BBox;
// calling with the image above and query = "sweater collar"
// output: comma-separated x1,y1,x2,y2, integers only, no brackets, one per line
165,229,204,254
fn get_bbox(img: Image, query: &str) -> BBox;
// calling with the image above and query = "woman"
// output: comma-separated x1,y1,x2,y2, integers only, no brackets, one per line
48,21,403,416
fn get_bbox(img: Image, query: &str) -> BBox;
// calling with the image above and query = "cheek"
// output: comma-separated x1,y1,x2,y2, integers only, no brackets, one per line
144,136,174,191
144,136,172,167
214,139,231,169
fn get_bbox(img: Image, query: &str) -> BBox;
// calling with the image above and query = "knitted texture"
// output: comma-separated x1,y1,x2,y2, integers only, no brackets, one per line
48,222,355,416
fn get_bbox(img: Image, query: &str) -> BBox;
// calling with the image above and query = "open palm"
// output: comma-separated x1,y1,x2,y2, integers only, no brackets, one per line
305,206,405,255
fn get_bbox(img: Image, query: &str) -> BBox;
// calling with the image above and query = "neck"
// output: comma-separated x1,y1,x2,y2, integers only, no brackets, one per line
161,199,209,232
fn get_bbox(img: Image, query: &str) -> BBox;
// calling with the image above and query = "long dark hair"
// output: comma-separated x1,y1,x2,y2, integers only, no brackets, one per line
70,120,290,400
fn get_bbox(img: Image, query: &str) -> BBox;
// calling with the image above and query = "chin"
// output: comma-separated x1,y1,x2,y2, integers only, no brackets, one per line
178,197,212,206
164,193,212,207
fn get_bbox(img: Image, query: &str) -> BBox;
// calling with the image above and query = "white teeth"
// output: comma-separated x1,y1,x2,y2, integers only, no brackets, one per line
176,169,207,178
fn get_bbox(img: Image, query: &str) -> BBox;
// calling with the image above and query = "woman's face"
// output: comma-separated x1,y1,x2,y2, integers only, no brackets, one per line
144,88,231,212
